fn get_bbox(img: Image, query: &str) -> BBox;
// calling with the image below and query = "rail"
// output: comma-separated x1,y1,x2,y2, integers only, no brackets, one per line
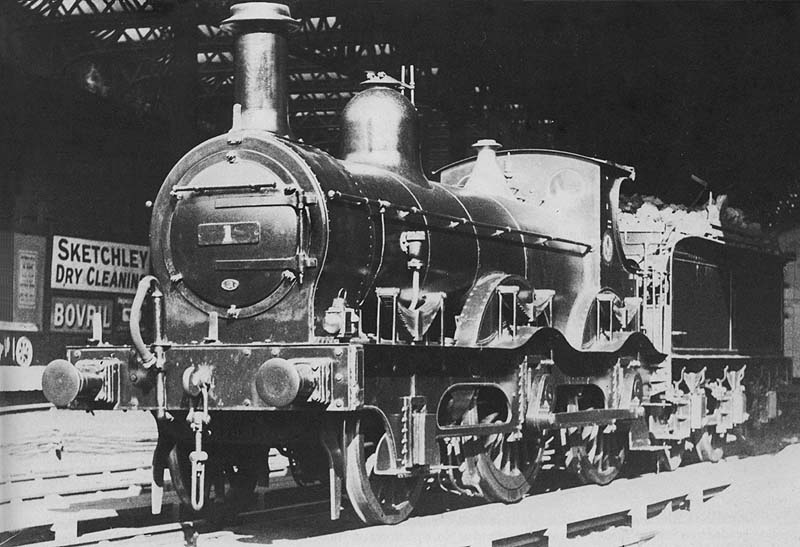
2,456,737,547
0,403,53,415
6,445,800,547
0,455,298,545
4,407,796,546
278,462,734,547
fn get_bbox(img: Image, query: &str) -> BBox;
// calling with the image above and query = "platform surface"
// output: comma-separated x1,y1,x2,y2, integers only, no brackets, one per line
3,410,800,546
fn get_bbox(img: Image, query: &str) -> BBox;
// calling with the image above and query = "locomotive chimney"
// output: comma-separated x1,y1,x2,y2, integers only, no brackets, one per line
222,2,299,136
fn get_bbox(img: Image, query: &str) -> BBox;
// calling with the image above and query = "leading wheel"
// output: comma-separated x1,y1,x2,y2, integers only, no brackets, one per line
219,448,263,517
167,443,261,517
344,413,425,525
567,424,627,485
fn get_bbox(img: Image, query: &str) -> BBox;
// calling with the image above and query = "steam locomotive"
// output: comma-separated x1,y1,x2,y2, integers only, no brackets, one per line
41,2,789,525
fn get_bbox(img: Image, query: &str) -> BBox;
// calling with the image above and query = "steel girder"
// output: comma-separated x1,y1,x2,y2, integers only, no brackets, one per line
8,1,415,152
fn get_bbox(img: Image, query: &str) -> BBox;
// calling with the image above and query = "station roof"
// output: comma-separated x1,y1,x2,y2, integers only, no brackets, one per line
3,1,800,223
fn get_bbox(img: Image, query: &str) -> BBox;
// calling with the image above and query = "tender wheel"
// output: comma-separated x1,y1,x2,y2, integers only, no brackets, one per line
567,424,627,485
344,413,425,525
695,428,725,463
648,401,685,472
656,441,684,472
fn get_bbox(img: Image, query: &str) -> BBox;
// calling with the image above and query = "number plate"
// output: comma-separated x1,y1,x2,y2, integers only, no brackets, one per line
197,221,260,246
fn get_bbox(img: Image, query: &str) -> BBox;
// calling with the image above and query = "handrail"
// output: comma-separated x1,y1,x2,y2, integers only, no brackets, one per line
327,190,593,256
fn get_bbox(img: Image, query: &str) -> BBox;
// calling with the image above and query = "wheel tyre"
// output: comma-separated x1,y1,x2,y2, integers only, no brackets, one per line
474,450,539,503
568,426,627,486
344,416,424,525
464,432,542,503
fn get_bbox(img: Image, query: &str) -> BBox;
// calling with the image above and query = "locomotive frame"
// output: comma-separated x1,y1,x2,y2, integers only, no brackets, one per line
41,1,790,525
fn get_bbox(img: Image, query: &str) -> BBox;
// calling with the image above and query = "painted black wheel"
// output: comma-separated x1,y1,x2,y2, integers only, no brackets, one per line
167,442,262,516
220,449,262,516
695,427,725,463
463,426,542,503
567,424,627,485
166,442,212,513
461,373,549,503
344,414,425,525
656,441,684,472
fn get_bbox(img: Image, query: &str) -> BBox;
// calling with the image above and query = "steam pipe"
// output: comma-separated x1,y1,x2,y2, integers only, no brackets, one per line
222,3,299,135
130,275,159,368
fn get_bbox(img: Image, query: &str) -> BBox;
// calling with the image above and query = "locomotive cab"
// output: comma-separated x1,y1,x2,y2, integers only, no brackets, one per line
435,148,609,248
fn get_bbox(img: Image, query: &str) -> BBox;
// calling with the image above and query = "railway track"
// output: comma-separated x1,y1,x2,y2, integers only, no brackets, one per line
0,403,53,416
3,410,798,547
1,454,737,547
5,445,800,547
2,484,329,547
0,451,298,546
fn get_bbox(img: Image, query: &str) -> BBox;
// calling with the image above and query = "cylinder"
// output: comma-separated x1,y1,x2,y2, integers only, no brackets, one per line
222,3,299,135
42,359,103,408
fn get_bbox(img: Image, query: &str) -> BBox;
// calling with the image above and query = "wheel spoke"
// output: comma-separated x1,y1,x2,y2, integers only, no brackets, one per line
587,437,598,463
448,370,549,503
568,425,627,485
463,421,543,502
344,414,424,525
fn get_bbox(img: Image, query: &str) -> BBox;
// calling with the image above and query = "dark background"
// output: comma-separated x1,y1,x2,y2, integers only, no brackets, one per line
2,1,800,236
415,2,800,224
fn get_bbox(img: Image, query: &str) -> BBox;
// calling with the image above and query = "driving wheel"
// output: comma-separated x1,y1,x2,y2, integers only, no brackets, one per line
344,413,425,525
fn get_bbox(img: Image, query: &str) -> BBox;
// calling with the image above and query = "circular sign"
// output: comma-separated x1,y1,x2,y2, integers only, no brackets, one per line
15,336,33,367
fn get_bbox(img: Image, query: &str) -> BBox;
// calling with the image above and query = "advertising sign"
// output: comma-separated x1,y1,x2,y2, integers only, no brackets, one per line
116,296,133,325
0,333,34,367
0,330,72,375
17,250,38,309
50,235,149,294
50,296,113,334
11,233,46,329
